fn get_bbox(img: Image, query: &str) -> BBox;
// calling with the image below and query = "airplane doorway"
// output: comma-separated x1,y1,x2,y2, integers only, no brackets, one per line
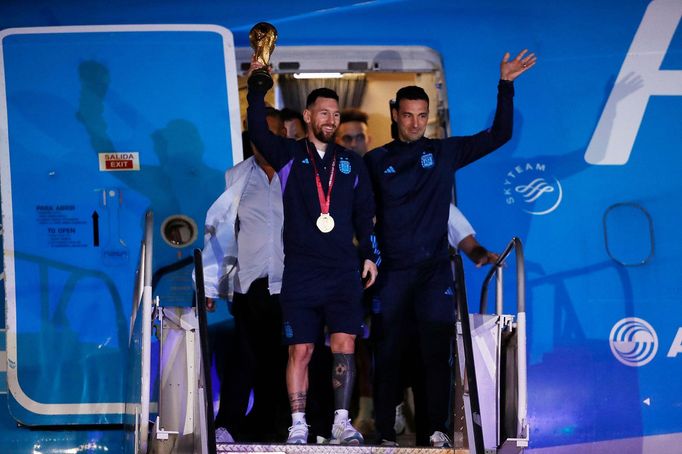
211,45,458,448
235,46,450,158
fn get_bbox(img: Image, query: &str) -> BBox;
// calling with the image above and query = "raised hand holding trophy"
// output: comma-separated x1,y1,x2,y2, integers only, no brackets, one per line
248,22,278,91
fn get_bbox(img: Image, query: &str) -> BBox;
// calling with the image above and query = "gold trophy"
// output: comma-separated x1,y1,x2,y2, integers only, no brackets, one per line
248,22,278,91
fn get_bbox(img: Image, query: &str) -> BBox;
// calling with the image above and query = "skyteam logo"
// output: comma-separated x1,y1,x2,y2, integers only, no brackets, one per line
421,153,434,169
503,162,562,215
610,317,659,367
339,160,351,174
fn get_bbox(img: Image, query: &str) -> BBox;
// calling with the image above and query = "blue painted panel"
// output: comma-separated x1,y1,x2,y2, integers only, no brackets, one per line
2,28,235,425
452,1,682,448
0,395,128,454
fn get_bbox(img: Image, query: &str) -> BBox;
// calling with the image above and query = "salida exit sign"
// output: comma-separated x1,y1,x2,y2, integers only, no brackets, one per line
98,152,140,171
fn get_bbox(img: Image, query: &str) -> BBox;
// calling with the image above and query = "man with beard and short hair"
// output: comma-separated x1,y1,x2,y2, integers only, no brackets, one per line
247,59,378,446
364,50,536,448
336,108,499,441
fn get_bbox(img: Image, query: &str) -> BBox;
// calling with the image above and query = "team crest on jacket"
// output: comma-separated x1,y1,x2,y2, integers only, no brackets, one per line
339,159,351,174
284,322,294,339
421,153,434,169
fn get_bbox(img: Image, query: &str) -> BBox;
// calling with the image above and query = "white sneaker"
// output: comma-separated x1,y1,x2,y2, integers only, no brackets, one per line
429,430,453,448
215,427,234,443
380,439,399,447
394,402,406,435
287,421,309,444
330,418,364,445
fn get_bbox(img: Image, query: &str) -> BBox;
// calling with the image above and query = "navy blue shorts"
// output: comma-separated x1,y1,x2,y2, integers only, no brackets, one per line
372,259,456,342
279,265,365,345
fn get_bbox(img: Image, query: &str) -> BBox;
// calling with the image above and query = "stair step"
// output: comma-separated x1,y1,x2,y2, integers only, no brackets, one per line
216,443,468,454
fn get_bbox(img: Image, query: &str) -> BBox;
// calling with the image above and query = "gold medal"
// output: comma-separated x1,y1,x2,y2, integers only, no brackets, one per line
316,213,335,233
306,141,338,234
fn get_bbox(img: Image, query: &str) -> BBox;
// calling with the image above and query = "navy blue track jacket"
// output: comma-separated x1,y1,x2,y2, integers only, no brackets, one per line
364,80,515,270
247,89,377,271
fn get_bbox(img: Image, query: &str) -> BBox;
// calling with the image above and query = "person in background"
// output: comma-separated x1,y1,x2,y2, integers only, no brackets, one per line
337,109,371,157
281,107,307,140
201,108,289,443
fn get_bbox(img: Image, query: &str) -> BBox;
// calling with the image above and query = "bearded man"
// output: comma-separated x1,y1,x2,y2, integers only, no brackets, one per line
247,60,378,445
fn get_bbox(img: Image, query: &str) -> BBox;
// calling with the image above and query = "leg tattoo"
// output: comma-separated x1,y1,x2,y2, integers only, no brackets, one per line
332,353,356,410
289,391,307,413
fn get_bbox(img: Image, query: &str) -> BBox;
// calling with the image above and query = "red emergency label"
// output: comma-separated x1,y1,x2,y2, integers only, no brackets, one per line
99,152,140,171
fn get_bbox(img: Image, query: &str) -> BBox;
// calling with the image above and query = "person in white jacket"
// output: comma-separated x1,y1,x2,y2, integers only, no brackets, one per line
201,108,289,443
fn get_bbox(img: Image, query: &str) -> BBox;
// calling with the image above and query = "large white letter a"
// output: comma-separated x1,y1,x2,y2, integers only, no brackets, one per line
585,0,682,165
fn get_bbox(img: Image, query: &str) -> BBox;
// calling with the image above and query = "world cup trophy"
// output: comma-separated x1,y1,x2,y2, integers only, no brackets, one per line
248,22,278,91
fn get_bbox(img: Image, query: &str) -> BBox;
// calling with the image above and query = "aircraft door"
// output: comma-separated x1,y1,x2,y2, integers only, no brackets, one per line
0,25,242,425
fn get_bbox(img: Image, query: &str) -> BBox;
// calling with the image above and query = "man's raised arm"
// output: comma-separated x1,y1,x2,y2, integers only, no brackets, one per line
449,49,537,169
246,60,297,170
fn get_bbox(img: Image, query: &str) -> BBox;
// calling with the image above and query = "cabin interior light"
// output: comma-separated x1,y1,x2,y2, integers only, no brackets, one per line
293,72,343,79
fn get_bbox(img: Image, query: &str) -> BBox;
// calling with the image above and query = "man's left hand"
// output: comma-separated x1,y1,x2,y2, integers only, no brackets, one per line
362,259,378,288
501,49,537,81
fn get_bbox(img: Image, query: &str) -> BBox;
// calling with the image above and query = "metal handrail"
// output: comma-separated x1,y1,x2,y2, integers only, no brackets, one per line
139,211,154,454
152,255,193,290
453,253,485,454
480,237,525,315
193,249,217,454
130,211,154,322
129,243,145,342
478,236,528,442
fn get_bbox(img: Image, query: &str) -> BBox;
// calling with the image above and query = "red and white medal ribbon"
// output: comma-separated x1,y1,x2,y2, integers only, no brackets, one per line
306,141,337,233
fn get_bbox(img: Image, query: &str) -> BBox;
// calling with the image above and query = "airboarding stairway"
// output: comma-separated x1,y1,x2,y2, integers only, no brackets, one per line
129,211,528,454
454,239,529,454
